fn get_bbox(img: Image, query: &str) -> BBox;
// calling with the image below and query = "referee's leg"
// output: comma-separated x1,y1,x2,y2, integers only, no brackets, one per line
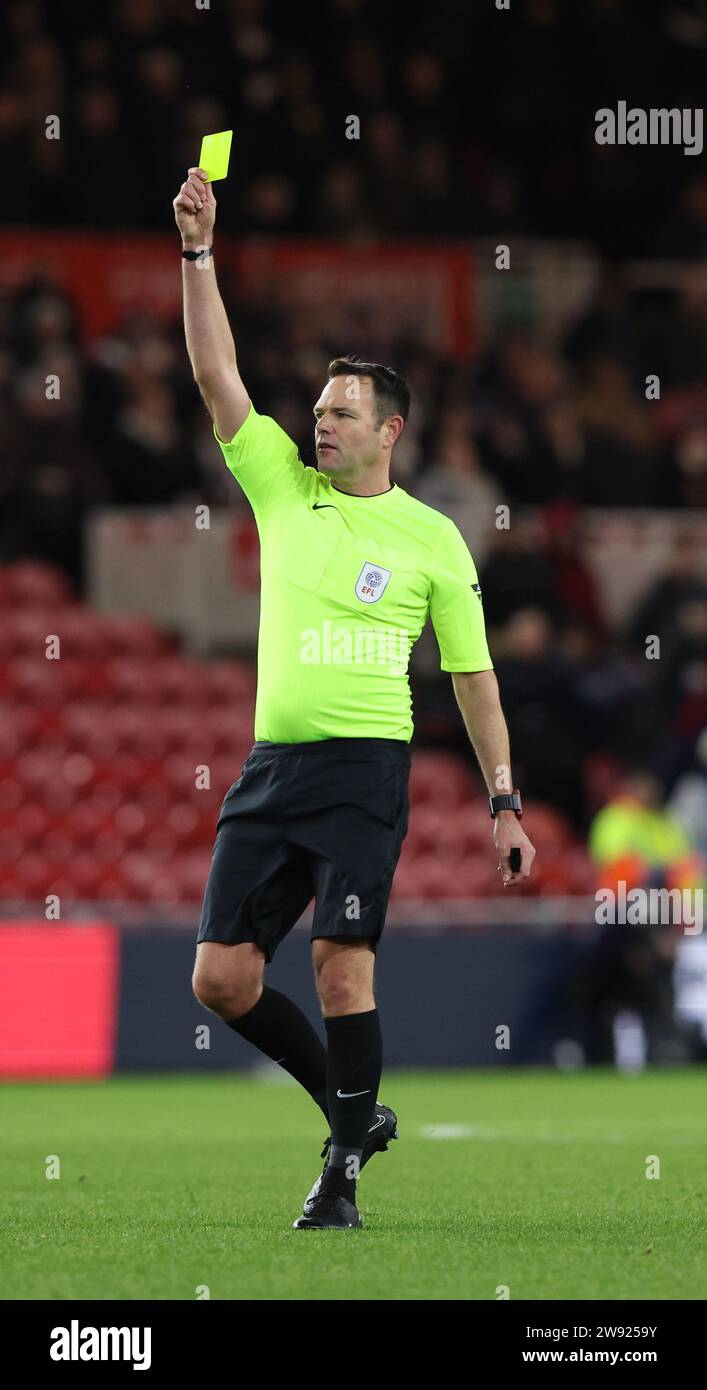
311,936,381,1204
192,941,330,1120
193,941,265,1019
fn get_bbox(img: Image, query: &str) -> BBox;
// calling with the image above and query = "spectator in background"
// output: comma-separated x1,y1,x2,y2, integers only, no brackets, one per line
560,623,644,762
414,407,502,567
0,358,107,585
490,606,587,824
672,426,707,509
0,86,32,215
412,138,468,237
625,535,707,657
560,919,682,1067
588,768,704,895
362,111,416,236
669,726,707,862
656,174,707,260
3,0,707,256
542,500,605,636
71,85,137,228
573,355,659,505
106,377,201,506
479,513,560,630
311,163,374,240
475,332,580,505
564,263,643,385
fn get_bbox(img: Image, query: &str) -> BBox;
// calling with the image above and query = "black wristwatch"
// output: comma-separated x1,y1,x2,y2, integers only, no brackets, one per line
182,245,213,262
489,789,522,820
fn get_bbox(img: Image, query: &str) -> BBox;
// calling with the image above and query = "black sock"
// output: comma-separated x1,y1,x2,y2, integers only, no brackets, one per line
226,987,329,1120
320,1009,382,1202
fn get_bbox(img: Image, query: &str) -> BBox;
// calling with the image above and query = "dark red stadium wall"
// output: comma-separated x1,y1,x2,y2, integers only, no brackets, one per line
0,232,476,357
0,922,120,1077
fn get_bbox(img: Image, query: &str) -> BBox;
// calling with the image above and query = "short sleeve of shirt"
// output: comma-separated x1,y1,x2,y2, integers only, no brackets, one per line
429,519,494,672
215,403,304,516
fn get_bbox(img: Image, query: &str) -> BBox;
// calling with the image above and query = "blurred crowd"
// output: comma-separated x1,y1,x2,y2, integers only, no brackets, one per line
5,260,707,582
3,0,707,255
3,0,707,848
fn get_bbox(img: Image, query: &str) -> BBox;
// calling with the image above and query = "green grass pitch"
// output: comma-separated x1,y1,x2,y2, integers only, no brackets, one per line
3,1068,706,1300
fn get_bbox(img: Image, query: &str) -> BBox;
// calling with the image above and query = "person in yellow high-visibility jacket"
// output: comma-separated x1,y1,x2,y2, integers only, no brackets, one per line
589,769,705,894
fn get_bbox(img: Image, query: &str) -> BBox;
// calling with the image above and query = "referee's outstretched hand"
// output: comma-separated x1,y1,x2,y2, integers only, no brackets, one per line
493,817,536,888
174,168,217,244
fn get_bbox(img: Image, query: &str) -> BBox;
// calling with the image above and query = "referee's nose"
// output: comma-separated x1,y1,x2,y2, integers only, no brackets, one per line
316,423,336,445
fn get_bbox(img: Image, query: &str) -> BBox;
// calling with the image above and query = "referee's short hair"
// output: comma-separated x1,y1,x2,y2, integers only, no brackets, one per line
327,354,411,427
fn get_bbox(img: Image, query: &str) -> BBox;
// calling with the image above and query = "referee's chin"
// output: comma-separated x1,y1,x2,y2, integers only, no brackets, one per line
316,449,343,474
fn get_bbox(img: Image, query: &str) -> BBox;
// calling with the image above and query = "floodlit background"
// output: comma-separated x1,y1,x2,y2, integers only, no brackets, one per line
2,0,707,1079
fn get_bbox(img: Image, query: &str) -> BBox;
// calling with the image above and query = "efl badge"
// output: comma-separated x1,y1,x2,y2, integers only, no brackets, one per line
355,563,392,603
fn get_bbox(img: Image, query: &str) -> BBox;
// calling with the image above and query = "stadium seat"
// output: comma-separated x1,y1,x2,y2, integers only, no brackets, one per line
62,802,115,844
520,801,574,854
408,750,480,809
4,560,73,609
104,614,172,657
171,849,214,903
202,661,258,704
14,804,51,845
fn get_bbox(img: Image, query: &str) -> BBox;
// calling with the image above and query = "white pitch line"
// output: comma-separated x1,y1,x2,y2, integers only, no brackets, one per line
420,1125,630,1143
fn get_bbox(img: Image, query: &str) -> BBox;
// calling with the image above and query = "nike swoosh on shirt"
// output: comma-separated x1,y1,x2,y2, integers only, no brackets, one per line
312,503,339,511
336,1087,371,1099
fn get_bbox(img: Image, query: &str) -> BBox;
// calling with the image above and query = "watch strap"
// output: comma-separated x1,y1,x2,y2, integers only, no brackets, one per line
489,790,522,819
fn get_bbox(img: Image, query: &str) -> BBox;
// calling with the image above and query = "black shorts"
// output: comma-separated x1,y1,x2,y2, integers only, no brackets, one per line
196,737,410,961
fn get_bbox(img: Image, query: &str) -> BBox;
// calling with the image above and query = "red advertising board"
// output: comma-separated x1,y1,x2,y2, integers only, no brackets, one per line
0,922,119,1078
0,230,475,356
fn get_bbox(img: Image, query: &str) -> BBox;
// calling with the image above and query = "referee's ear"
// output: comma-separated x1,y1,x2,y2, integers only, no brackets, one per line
383,415,405,449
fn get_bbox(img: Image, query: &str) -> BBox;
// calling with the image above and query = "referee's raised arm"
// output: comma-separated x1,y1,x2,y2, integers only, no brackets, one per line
174,166,251,442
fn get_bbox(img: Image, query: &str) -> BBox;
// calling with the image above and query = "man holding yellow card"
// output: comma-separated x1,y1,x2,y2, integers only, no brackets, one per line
173,150,533,1231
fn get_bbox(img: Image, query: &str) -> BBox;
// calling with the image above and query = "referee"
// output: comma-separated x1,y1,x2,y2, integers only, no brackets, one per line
175,168,536,1230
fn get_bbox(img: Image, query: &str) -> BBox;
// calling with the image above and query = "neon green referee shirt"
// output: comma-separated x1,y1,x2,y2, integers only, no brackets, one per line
216,405,493,743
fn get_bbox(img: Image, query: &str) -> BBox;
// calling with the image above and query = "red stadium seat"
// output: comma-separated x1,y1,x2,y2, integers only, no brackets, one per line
201,661,257,705
16,749,66,791
92,868,132,903
104,614,172,657
165,802,201,845
40,781,80,812
171,849,213,903
0,609,55,657
146,706,196,750
14,804,51,845
113,802,149,844
62,801,115,844
102,658,157,702
4,561,73,609
521,801,574,854
525,850,595,897
144,825,179,856
409,750,480,810
153,657,209,705
39,607,111,659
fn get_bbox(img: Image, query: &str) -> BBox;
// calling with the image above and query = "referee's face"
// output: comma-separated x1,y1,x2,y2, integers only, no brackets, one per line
313,375,384,476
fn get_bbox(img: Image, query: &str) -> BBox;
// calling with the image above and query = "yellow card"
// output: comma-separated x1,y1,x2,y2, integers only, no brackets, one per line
198,130,233,182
